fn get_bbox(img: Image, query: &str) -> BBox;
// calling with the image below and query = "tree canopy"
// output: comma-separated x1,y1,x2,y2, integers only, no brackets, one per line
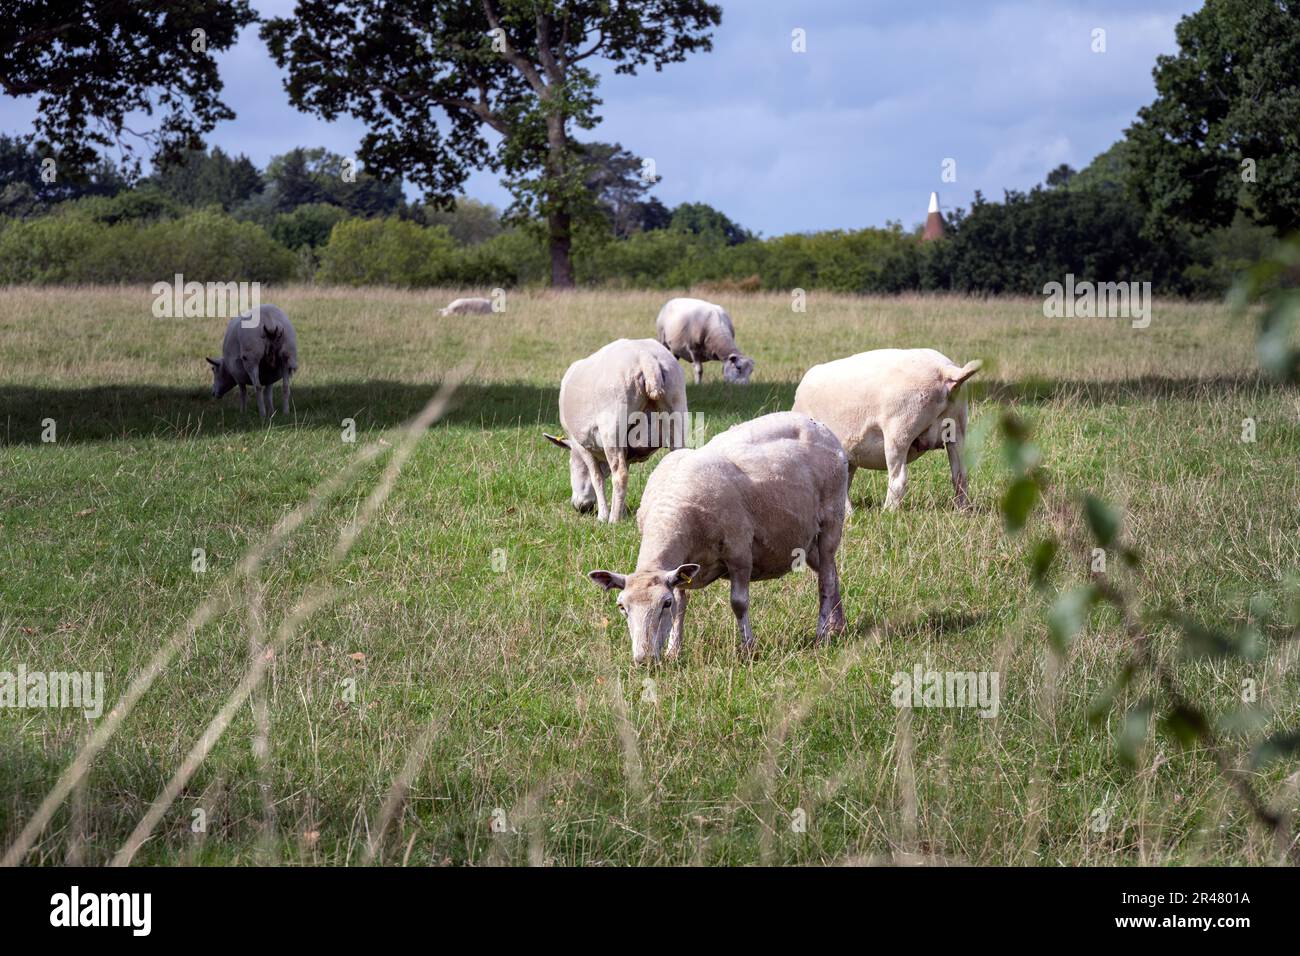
0,0,256,175
262,0,722,286
1126,0,1300,235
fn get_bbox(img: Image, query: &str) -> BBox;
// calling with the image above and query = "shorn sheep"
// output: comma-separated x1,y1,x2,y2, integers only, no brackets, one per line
545,338,689,522
588,412,848,662
793,348,981,511
207,304,299,419
655,296,755,384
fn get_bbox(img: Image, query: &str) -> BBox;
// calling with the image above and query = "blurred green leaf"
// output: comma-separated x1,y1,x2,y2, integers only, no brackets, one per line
1175,616,1236,660
1001,476,1039,533
1048,585,1097,653
1250,730,1300,770
1118,699,1152,769
1119,547,1141,569
1082,494,1120,548
1087,664,1134,724
1160,704,1209,749
961,414,995,474
1217,706,1270,739
1029,538,1059,589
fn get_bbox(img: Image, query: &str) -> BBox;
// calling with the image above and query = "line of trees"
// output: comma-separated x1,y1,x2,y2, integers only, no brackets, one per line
2,0,1296,296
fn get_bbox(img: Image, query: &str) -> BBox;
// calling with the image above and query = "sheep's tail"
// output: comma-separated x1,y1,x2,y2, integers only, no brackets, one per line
639,355,666,401
943,359,983,394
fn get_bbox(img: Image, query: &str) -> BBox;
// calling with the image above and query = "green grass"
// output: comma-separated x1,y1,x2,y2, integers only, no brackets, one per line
1,285,1297,865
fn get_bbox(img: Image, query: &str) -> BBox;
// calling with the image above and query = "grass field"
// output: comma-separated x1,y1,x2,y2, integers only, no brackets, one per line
1,285,1298,866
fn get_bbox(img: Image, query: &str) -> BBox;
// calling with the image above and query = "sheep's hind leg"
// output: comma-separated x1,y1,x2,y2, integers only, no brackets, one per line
605,445,630,521
815,530,846,642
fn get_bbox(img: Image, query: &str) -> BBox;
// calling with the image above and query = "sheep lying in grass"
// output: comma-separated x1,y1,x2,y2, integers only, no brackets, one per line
206,304,298,419
655,296,755,384
545,338,688,522
793,348,981,511
439,297,494,316
588,412,848,663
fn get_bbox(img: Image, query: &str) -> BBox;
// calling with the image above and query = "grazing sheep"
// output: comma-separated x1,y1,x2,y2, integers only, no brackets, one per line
655,296,755,384
206,304,298,419
544,338,688,522
439,297,494,316
587,412,848,663
792,348,982,512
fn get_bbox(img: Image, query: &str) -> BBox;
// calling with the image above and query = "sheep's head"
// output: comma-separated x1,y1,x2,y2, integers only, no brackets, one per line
206,357,235,399
723,352,755,384
588,564,699,663
544,434,597,513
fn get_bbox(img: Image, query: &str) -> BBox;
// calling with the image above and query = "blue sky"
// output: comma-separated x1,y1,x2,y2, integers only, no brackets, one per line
1,0,1202,235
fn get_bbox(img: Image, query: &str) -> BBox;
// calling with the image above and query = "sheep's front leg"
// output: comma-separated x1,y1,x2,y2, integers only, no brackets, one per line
692,354,703,385
238,384,247,413
729,571,755,654
882,435,910,511
245,363,267,419
946,424,970,511
665,589,689,659
816,532,846,642
263,385,273,419
281,370,292,415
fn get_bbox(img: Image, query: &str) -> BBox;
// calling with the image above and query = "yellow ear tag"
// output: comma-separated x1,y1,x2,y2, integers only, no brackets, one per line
679,575,692,585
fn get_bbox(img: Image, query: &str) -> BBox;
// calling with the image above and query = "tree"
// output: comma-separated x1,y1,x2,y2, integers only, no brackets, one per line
150,147,263,210
669,201,752,245
580,141,664,238
0,133,125,210
261,1,722,287
262,148,405,217
1125,0,1300,235
1044,164,1076,189
0,0,256,175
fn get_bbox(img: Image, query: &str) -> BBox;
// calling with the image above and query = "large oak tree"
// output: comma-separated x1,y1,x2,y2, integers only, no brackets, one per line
0,0,256,175
261,1,721,287
1126,0,1300,236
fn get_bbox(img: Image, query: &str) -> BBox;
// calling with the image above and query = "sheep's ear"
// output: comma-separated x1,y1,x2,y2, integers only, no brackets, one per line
727,352,739,363
588,570,626,592
543,432,570,450
667,564,701,588
206,357,221,368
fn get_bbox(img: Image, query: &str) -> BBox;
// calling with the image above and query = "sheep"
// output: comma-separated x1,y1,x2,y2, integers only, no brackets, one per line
544,338,689,522
792,348,982,512
587,411,848,663
655,296,755,384
206,304,298,419
439,297,494,316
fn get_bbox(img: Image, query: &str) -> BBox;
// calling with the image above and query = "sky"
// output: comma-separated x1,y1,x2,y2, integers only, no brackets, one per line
0,0,1204,235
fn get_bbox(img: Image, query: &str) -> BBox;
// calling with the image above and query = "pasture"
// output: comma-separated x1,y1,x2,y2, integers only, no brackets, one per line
1,286,1297,865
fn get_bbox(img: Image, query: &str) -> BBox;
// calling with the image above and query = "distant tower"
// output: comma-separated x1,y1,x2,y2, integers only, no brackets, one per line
922,191,945,241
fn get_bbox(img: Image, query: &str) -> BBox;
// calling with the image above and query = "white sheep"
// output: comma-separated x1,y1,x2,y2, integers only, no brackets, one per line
655,296,755,384
439,297,494,316
793,348,981,511
544,338,689,522
587,411,848,663
206,304,299,419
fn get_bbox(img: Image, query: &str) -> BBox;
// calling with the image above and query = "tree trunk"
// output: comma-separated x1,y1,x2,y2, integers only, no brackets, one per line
546,112,575,288
548,209,574,288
